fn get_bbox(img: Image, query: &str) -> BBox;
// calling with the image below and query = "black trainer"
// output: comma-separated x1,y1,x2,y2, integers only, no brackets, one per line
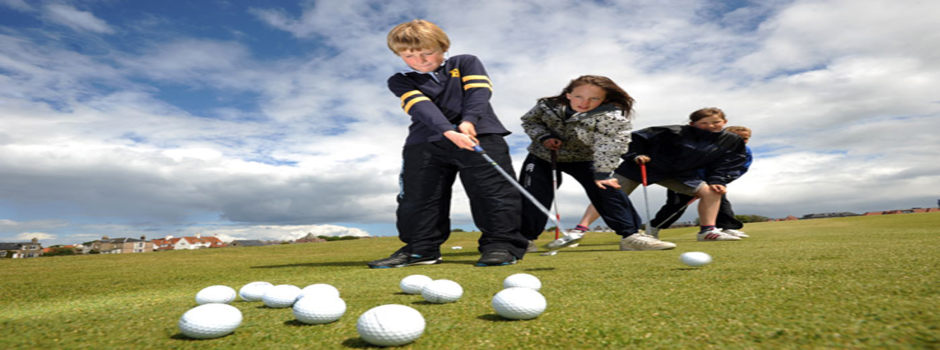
475,250,517,267
367,252,442,269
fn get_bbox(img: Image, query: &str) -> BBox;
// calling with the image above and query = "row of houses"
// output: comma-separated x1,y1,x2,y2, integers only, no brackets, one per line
2,235,271,258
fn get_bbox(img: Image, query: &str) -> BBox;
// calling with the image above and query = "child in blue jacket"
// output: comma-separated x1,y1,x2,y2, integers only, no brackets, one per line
574,107,748,243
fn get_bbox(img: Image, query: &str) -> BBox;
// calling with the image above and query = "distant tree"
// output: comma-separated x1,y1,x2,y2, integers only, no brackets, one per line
89,249,100,254
450,228,465,232
43,247,77,256
545,226,557,233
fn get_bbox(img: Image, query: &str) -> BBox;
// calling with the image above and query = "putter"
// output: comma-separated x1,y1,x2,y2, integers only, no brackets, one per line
550,150,561,240
640,163,653,237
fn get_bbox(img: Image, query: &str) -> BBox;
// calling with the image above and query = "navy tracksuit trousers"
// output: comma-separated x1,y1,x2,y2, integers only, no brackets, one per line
396,134,528,259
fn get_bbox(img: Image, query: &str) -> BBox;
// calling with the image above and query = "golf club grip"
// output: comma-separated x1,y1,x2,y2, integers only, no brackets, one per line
640,163,648,186
475,149,563,229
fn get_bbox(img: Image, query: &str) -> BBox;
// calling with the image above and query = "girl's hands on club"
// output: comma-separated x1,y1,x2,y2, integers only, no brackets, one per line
542,138,562,151
634,155,651,164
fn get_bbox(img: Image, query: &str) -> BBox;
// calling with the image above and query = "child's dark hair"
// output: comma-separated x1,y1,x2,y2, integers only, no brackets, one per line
689,107,726,122
541,75,635,117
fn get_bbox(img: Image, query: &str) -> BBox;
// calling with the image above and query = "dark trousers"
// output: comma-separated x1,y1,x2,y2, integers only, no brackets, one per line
650,190,743,229
396,134,528,259
519,153,642,239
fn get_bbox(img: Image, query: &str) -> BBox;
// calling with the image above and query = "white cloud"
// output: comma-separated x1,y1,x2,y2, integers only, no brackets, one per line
15,232,55,241
42,3,115,34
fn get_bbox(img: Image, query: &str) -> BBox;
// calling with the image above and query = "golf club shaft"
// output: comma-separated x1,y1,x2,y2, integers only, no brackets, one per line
640,163,653,236
550,150,561,239
474,146,563,229
653,197,698,230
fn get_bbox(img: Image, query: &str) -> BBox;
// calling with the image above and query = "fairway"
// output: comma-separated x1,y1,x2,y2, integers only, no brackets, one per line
2,214,938,349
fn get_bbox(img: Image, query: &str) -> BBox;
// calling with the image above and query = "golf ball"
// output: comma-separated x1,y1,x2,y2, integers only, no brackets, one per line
297,283,340,300
356,304,425,347
399,275,433,295
262,284,302,308
178,303,242,339
421,279,463,304
680,252,713,267
293,296,346,324
503,273,542,291
492,287,547,320
238,281,273,302
195,285,237,305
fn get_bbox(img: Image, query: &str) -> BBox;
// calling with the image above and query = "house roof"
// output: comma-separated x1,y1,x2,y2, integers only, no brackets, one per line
0,243,27,250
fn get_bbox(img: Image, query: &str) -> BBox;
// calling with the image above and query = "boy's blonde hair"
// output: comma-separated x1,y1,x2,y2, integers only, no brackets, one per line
387,19,450,55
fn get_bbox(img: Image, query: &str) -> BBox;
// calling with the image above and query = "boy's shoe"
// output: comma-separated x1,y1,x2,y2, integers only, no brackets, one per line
526,240,539,253
620,233,677,251
697,228,742,241
546,231,584,250
722,229,749,238
367,252,442,268
475,250,517,266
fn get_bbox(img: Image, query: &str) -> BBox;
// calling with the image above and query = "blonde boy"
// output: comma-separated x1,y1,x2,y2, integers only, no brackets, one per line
367,20,527,268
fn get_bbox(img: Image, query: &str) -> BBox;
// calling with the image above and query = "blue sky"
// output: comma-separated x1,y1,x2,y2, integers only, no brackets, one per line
2,0,939,245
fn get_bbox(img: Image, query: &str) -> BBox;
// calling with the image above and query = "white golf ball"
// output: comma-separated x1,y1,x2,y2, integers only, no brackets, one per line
503,273,542,291
399,275,433,295
680,252,713,267
238,281,273,302
492,287,547,320
356,304,425,347
195,285,237,305
262,284,302,308
421,279,463,304
178,303,242,339
293,297,346,324
297,283,340,300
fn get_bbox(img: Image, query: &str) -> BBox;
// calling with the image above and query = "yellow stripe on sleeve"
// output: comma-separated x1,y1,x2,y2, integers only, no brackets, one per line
463,83,493,92
462,75,491,84
403,96,431,114
400,90,423,103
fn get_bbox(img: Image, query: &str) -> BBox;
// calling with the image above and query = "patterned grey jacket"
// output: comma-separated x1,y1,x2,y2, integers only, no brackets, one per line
521,100,633,179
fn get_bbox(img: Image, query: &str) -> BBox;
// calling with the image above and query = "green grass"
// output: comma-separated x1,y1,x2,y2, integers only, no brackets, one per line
2,213,939,349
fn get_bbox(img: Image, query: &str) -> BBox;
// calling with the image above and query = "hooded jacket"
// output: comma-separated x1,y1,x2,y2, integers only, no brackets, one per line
616,125,747,187
521,100,632,180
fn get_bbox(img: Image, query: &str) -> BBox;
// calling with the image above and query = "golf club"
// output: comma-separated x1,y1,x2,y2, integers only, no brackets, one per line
550,150,561,240
473,145,562,229
640,162,653,237
651,197,698,236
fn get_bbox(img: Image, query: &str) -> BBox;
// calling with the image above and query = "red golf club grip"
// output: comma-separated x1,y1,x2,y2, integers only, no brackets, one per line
641,163,648,186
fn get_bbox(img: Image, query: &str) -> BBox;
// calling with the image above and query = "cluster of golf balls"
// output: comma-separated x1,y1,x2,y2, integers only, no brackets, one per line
177,282,346,339
177,273,549,345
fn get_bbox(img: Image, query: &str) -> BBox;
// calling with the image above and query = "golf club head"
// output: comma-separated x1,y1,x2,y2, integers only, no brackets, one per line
540,250,558,256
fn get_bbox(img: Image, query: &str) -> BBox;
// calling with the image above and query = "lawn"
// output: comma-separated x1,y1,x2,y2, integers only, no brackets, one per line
2,213,938,349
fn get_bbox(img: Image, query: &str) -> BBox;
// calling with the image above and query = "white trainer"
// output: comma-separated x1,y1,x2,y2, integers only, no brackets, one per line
546,231,583,250
620,233,677,251
722,229,749,238
697,228,741,241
